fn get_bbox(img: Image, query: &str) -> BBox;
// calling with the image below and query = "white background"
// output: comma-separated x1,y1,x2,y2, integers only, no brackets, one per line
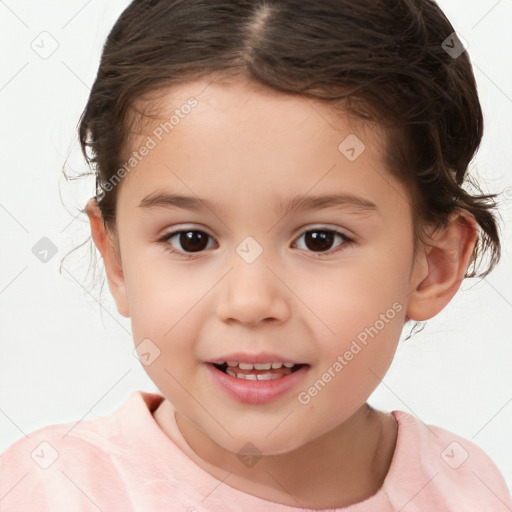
1,0,511,496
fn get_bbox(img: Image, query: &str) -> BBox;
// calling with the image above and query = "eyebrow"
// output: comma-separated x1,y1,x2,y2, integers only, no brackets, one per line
138,191,379,216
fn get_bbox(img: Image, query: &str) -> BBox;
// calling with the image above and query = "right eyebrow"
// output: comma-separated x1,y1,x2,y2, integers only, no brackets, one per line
139,192,216,212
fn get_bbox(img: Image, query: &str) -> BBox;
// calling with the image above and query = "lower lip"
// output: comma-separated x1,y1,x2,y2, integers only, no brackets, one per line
205,363,309,404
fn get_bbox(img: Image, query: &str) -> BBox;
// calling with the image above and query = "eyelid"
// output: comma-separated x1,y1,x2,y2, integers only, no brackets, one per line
157,223,354,259
159,223,354,241
292,225,353,258
156,225,217,261
158,224,216,240
294,223,354,240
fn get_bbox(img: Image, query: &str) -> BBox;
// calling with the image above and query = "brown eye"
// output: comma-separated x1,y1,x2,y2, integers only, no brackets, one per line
294,228,350,256
161,230,215,255
178,231,209,252
304,231,335,252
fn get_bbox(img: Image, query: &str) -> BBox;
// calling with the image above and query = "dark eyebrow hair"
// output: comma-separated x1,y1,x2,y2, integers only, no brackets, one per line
277,193,379,216
138,191,379,215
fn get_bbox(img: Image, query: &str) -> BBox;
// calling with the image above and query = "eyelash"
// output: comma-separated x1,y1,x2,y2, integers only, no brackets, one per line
156,227,353,259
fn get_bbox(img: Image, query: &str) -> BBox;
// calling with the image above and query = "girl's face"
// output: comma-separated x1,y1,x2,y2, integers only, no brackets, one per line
110,75,424,455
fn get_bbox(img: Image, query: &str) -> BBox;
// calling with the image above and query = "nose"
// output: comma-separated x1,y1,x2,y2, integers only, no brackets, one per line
215,254,291,327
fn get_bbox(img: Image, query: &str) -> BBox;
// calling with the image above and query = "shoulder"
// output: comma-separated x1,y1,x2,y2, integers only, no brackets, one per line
387,410,512,511
0,391,163,512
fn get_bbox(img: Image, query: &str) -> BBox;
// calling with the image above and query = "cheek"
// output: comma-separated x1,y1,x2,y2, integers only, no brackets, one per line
125,254,206,339
130,294,208,419
297,306,404,426
292,235,410,403
291,254,409,350
122,247,225,398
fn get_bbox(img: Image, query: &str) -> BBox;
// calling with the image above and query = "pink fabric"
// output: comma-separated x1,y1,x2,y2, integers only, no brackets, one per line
1,391,510,511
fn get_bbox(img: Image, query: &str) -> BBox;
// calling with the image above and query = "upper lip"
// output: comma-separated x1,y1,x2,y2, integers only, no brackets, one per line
206,352,306,365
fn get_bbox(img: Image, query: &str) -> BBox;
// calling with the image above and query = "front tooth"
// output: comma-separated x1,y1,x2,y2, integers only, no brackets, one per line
244,373,257,380
271,362,283,369
238,362,254,370
283,362,294,368
254,362,272,370
256,372,273,380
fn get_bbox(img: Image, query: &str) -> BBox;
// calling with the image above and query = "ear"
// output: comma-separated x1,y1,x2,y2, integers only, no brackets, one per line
406,209,478,321
85,197,130,318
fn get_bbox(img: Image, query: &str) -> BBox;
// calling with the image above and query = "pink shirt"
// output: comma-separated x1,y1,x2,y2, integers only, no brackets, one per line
1,391,510,511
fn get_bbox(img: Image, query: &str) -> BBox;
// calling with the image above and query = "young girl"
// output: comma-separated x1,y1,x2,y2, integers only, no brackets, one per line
1,0,510,510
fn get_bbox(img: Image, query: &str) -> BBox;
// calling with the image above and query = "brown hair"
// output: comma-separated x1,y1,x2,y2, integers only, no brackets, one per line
68,0,501,291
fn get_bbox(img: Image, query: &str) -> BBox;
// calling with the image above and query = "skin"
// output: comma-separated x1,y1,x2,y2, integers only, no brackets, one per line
86,74,477,508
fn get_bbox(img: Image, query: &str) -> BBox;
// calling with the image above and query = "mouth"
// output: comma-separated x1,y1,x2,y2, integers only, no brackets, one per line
209,361,306,380
206,359,310,404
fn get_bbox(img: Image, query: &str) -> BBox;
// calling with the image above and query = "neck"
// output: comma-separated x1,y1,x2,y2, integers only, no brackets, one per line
154,400,397,508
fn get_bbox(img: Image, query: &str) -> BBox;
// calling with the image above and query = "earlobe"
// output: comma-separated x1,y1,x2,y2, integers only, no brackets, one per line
85,197,130,318
406,210,478,321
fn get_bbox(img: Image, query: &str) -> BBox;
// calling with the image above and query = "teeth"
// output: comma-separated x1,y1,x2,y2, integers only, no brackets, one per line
254,362,272,370
213,360,302,380
256,372,273,380
225,370,290,380
218,361,296,369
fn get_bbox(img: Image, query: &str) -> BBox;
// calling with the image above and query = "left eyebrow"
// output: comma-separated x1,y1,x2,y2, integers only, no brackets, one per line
276,193,379,216
138,191,380,216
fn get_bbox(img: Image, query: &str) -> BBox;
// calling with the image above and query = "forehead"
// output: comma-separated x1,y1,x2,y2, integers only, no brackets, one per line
117,75,410,220
126,73,384,161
